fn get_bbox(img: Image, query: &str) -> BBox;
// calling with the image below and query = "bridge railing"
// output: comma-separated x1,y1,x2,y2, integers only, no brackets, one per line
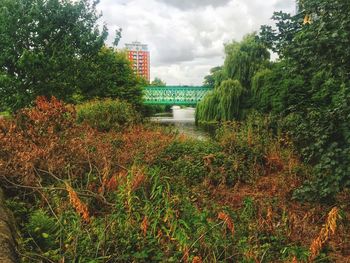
143,86,212,105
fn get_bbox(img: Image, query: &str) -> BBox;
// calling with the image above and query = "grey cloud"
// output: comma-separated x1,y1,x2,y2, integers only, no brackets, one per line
273,0,296,13
154,44,196,65
98,0,296,85
155,0,232,10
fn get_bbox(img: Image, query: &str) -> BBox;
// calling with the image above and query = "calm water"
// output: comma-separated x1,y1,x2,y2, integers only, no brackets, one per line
150,106,211,140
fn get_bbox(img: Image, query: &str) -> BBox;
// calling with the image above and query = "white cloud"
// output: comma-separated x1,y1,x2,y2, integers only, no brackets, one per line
97,0,295,85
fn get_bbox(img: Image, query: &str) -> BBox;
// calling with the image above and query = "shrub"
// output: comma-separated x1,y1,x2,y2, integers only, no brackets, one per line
283,87,350,201
77,99,140,131
156,139,223,186
0,96,116,186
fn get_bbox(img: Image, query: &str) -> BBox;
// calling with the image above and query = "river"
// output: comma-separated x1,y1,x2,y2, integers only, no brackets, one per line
150,106,212,140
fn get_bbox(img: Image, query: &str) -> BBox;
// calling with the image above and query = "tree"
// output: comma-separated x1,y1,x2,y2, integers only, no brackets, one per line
203,66,226,88
78,47,143,109
0,0,107,110
223,34,270,90
197,34,270,123
150,77,166,86
196,79,243,123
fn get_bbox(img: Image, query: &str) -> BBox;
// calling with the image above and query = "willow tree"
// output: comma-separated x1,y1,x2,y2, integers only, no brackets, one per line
196,80,243,123
203,66,227,89
224,34,270,89
196,34,269,123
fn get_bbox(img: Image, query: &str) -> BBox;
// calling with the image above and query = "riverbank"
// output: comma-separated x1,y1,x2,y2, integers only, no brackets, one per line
0,99,349,262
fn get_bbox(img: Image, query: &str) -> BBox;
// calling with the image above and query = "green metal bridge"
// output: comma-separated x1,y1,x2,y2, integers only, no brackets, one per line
143,86,212,105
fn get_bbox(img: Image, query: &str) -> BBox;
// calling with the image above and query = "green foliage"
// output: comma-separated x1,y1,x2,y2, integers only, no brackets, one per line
257,0,350,200
259,11,302,58
0,111,11,119
25,210,58,252
150,77,166,87
141,104,172,117
78,47,144,109
196,79,243,123
0,0,107,110
198,0,350,201
2,101,342,261
252,63,309,115
203,66,226,88
157,114,280,187
284,88,350,201
156,139,222,185
224,34,270,89
0,0,142,111
77,99,140,131
197,34,270,124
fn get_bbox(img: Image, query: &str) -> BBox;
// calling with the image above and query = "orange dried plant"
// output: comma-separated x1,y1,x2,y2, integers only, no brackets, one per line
66,183,90,223
140,216,148,237
131,166,146,191
192,256,203,263
203,154,215,174
183,246,189,263
309,207,339,261
218,211,235,236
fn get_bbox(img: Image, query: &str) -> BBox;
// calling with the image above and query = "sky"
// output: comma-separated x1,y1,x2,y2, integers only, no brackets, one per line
97,0,296,85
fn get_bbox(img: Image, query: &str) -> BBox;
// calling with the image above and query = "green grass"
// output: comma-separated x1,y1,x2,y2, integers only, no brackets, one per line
0,111,11,118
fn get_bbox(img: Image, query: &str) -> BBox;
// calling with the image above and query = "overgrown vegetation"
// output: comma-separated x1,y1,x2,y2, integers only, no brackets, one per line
1,0,349,261
197,0,350,201
1,98,349,262
77,99,140,132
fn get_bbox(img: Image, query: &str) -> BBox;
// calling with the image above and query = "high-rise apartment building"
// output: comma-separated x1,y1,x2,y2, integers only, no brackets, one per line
125,41,150,82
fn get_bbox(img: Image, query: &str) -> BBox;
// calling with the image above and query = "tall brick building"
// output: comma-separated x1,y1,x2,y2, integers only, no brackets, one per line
125,41,150,82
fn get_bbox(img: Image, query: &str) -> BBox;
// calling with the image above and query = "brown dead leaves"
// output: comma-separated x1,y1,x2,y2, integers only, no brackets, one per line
218,211,235,236
309,207,340,261
66,183,90,223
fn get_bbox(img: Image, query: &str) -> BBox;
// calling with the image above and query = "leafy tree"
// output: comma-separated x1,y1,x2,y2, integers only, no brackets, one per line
150,77,166,86
197,0,350,200
252,62,309,115
259,12,302,58
203,66,226,88
113,28,122,47
0,0,143,112
223,34,270,89
0,0,108,110
196,34,269,123
78,47,143,109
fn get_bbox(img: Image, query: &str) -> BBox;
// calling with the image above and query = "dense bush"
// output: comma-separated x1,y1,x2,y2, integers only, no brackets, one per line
142,104,172,117
77,99,140,131
256,0,350,200
283,88,350,201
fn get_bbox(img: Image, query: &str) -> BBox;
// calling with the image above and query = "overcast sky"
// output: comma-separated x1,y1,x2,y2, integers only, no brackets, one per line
97,0,296,85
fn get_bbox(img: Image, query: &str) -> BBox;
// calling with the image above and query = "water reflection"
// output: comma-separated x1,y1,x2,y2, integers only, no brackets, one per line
150,106,210,140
